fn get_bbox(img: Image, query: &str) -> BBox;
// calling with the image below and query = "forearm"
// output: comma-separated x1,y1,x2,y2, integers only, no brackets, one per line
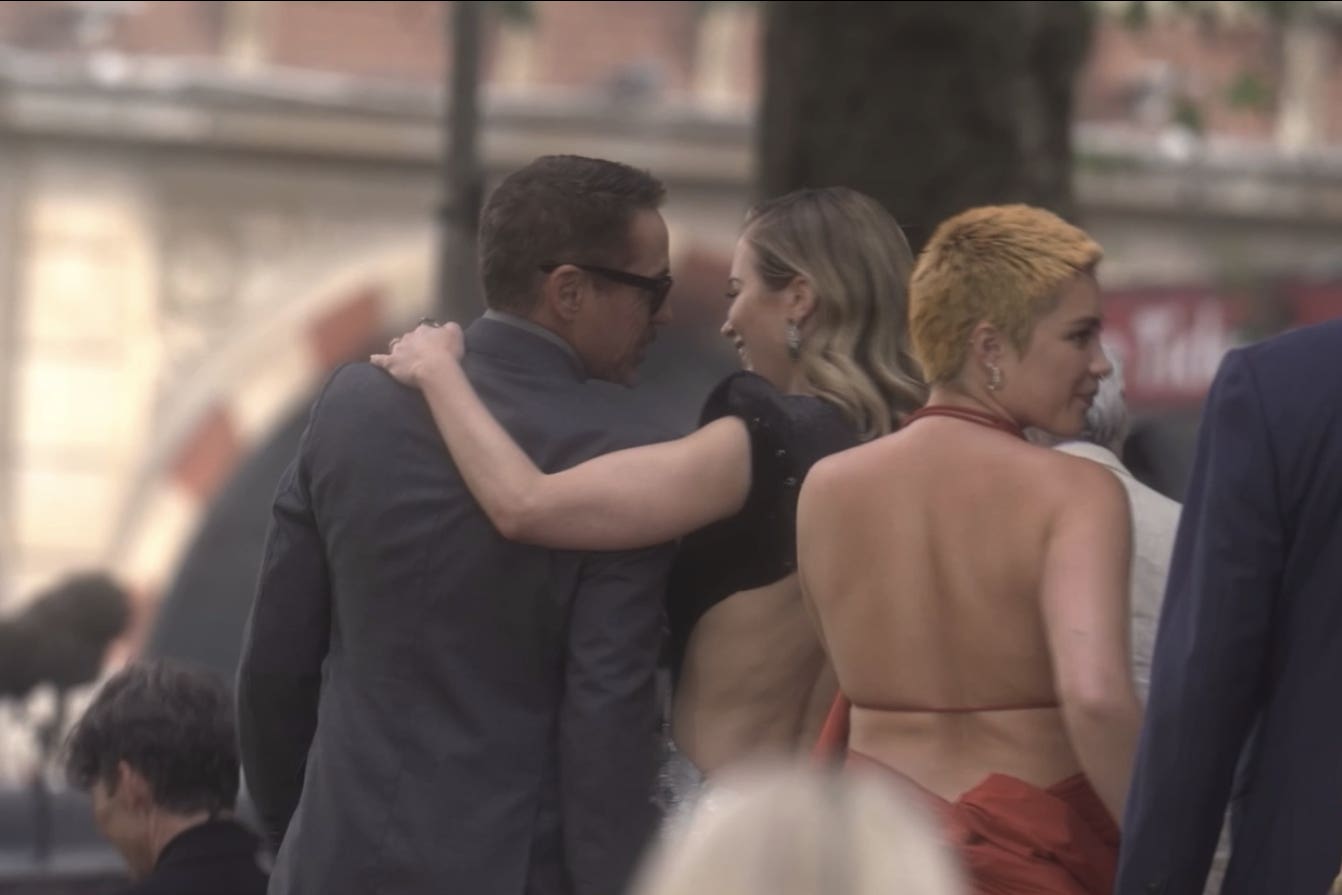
236,660,321,845
416,357,751,549
237,587,327,845
561,547,672,895
415,354,544,539
238,459,331,845
561,687,660,895
1062,694,1143,824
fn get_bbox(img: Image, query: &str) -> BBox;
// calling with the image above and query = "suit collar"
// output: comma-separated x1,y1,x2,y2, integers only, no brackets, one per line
466,315,587,382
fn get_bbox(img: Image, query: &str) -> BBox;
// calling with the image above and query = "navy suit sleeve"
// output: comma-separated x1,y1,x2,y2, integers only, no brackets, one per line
560,542,674,895
236,411,332,850
1117,348,1285,894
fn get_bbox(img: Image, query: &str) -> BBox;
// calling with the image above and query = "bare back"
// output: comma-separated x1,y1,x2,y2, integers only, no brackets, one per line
663,373,861,775
800,418,1129,802
672,576,836,774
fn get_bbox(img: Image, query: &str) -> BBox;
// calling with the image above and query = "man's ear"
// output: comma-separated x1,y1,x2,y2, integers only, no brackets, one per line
115,761,153,813
541,265,586,323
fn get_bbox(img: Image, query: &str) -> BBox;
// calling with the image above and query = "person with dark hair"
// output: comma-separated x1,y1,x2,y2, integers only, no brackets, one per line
0,572,130,699
239,155,677,895
63,659,266,895
372,186,926,803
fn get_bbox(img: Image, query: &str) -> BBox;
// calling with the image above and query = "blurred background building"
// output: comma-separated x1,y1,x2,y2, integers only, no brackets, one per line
1,0,1341,882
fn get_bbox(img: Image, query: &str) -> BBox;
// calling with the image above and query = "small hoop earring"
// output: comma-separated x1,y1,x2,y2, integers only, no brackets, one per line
786,320,802,359
986,363,1003,392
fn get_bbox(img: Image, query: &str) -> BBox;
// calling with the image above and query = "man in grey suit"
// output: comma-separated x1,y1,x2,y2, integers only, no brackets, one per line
237,155,677,895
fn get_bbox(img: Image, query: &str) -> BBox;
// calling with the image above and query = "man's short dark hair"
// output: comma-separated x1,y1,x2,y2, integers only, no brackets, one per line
63,660,239,816
478,155,666,314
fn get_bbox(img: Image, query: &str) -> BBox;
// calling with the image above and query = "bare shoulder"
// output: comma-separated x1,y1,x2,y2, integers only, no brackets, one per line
1031,446,1129,521
800,432,897,498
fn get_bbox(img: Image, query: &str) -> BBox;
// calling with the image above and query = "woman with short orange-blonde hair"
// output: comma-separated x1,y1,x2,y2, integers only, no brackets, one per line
803,205,1141,895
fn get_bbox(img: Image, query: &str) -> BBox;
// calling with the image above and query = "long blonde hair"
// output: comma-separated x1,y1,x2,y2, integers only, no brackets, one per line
743,188,927,439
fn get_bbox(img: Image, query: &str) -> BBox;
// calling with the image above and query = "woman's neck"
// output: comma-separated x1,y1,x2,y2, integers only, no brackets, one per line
780,363,813,397
924,382,1012,420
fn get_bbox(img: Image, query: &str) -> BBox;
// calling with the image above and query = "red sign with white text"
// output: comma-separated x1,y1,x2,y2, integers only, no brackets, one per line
1102,282,1342,408
1102,289,1236,408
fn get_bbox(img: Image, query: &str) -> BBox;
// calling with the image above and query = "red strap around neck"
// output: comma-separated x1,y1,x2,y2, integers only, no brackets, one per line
903,404,1025,440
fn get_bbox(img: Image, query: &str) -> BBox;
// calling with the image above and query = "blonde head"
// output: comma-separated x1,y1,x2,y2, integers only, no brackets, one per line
743,188,927,438
909,204,1102,384
634,764,964,895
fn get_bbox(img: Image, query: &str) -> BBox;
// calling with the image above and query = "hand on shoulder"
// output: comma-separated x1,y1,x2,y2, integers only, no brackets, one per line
370,320,465,386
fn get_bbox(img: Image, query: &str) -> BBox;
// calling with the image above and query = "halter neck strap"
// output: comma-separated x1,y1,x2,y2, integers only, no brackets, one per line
903,405,1025,440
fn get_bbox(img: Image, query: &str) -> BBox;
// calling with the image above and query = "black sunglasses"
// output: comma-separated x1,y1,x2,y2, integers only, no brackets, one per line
539,263,673,316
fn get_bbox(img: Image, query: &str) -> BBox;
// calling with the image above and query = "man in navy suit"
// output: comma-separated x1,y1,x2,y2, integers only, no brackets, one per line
1117,318,1342,894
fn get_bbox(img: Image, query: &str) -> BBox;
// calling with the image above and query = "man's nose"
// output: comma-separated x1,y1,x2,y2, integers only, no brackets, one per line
653,298,673,326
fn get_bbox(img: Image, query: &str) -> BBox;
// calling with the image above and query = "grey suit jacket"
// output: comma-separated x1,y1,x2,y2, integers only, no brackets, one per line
237,316,676,895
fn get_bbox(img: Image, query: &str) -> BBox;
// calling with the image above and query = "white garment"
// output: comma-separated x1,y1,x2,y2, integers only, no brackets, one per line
1055,442,1181,700
1055,442,1232,895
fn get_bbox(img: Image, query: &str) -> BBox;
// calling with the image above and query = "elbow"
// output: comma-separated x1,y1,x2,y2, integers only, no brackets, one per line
492,509,526,542
1059,675,1141,725
490,490,540,542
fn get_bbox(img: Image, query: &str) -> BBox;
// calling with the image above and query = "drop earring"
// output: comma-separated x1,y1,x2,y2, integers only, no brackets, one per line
786,320,801,359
